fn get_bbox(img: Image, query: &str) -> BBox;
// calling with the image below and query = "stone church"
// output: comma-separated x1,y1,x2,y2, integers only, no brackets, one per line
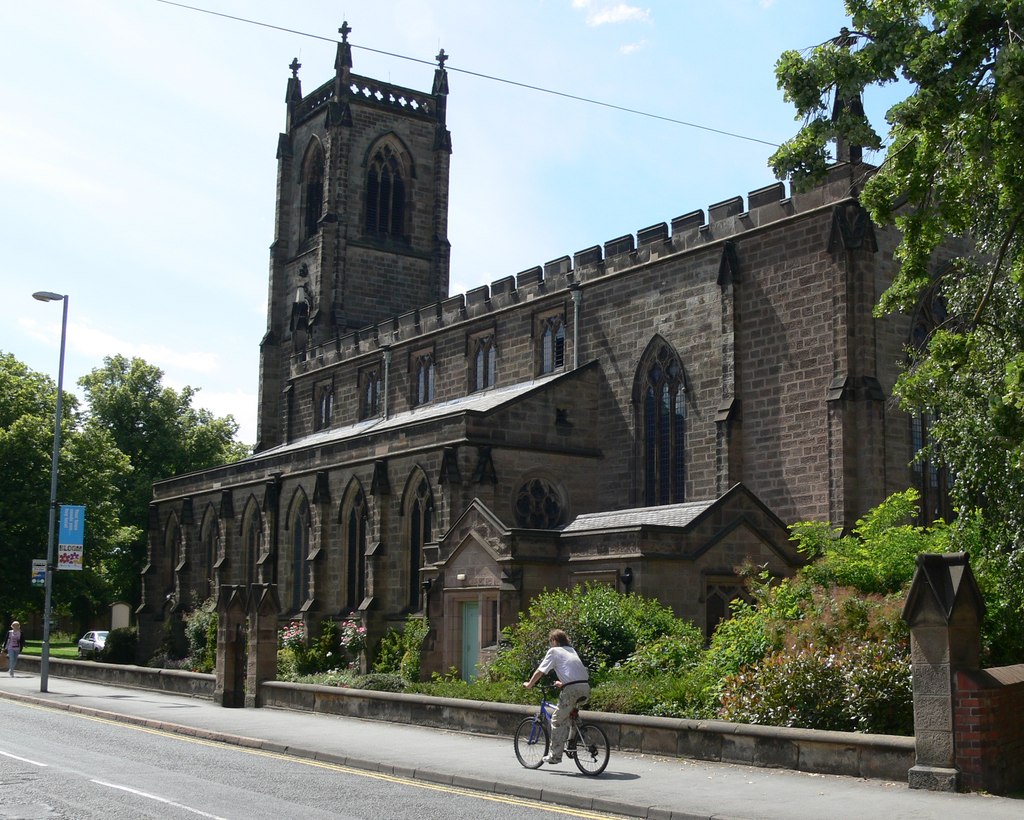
142,27,937,678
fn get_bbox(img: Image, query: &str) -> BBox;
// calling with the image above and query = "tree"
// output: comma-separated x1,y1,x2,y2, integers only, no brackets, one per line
770,2,1024,552
0,352,129,631
78,355,250,602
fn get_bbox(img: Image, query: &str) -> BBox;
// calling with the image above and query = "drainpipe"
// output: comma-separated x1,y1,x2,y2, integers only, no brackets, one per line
568,282,583,370
381,346,391,419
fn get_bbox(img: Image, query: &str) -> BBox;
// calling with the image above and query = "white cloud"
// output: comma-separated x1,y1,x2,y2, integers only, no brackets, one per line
619,39,649,55
578,3,651,26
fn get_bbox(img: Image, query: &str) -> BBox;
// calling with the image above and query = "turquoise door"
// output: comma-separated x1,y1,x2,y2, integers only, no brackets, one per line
461,600,480,682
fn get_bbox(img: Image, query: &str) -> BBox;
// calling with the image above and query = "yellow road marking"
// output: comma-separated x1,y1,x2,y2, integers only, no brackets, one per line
8,699,625,819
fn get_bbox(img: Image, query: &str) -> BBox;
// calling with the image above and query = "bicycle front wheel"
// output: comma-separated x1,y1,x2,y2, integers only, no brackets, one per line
572,723,610,776
514,716,549,769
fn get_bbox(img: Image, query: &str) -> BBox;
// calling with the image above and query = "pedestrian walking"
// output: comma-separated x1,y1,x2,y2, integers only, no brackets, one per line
4,621,25,676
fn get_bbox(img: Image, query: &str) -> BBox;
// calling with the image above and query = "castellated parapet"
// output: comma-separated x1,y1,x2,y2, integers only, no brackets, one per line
290,175,852,380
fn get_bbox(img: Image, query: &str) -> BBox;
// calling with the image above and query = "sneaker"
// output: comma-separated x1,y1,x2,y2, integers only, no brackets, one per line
542,753,563,765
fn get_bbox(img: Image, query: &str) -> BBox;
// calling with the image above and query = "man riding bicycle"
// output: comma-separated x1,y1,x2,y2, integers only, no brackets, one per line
523,629,591,765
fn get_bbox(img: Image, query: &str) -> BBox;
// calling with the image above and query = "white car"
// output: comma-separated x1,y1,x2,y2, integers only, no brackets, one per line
77,630,108,658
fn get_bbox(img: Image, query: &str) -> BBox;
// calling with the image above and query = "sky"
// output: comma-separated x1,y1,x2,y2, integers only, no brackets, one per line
1,1,907,446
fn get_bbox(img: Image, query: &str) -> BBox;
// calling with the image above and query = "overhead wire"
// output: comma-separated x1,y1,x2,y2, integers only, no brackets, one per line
152,0,781,149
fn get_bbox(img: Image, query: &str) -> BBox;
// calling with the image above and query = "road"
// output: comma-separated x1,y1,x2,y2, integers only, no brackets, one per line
0,699,623,820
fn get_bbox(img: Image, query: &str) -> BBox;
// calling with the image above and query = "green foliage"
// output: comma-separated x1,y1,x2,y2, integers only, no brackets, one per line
348,672,409,693
373,615,430,681
101,627,138,665
408,673,531,704
719,639,912,735
78,354,250,603
957,512,1024,665
770,1,1024,550
0,352,130,626
486,583,692,684
277,618,347,679
793,489,948,595
619,629,705,679
182,598,217,673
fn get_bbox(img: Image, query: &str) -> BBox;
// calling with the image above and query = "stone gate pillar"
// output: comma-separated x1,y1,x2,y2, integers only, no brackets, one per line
214,585,248,708
901,552,985,791
247,583,281,708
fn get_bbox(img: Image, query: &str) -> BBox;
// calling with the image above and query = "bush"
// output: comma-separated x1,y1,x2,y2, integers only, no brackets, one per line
408,673,529,704
486,583,693,684
373,616,430,681
182,599,217,672
101,627,138,665
275,618,349,679
619,628,705,678
793,489,950,595
718,638,912,735
350,672,408,692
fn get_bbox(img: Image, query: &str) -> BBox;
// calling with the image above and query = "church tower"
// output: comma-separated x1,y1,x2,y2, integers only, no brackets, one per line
256,23,452,452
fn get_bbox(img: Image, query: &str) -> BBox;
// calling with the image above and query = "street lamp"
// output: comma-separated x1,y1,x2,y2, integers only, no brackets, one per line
33,290,68,694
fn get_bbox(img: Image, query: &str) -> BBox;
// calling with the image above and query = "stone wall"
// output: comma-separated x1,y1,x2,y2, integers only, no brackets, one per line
16,655,913,782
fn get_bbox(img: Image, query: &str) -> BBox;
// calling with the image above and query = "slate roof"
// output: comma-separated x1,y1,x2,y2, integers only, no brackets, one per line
561,499,717,533
254,371,564,458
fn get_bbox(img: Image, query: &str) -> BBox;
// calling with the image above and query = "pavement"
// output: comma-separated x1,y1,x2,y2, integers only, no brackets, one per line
0,670,1020,820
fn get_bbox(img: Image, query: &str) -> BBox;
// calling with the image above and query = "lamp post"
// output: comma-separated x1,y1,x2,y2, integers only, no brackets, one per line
33,290,68,694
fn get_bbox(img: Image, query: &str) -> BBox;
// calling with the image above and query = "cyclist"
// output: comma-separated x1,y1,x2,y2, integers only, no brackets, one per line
523,629,591,764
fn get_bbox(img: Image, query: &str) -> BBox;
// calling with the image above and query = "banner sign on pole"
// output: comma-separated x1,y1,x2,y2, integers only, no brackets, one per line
58,504,86,571
32,559,46,586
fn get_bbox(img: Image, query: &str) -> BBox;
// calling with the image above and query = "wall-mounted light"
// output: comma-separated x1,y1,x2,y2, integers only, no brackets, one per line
421,578,432,594
619,567,634,591
456,573,466,581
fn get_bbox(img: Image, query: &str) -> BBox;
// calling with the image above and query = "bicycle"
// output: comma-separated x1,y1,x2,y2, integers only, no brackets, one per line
514,684,610,776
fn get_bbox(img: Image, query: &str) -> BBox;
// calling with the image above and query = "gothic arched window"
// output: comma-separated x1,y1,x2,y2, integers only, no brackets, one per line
406,474,433,610
200,509,219,601
540,314,566,374
359,366,382,419
637,341,687,506
472,334,497,392
345,487,368,610
241,502,262,585
301,140,325,239
365,142,407,240
909,285,953,523
290,497,311,611
414,353,435,406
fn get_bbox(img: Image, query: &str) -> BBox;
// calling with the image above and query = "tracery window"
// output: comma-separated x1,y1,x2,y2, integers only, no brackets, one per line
471,334,497,392
413,352,435,406
704,578,745,638
540,314,566,374
315,382,333,431
514,478,563,528
365,142,407,239
639,342,686,506
359,366,382,420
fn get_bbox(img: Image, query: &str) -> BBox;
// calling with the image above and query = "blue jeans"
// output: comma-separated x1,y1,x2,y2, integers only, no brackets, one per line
7,649,19,675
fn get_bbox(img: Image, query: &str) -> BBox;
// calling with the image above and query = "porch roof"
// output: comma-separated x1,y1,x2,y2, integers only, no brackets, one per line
561,499,716,534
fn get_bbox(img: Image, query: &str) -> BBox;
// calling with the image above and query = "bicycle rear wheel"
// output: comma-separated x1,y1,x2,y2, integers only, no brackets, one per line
514,716,549,769
572,723,610,776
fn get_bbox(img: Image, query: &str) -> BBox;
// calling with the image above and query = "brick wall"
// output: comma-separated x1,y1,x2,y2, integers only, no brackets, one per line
955,666,1024,794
